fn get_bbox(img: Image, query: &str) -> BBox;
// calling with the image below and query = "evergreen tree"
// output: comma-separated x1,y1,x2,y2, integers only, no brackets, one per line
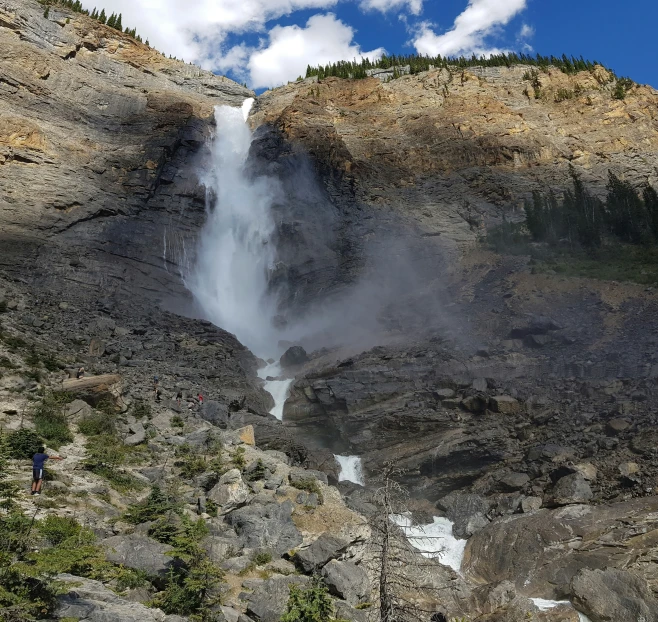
90,8,98,19
643,185,658,241
115,13,122,30
98,8,106,23
107,12,116,28
606,171,649,243
43,5,50,18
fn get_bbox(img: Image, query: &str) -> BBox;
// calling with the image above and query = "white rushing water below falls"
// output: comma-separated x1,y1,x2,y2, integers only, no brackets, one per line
530,599,592,622
334,455,365,486
258,361,293,421
391,514,467,573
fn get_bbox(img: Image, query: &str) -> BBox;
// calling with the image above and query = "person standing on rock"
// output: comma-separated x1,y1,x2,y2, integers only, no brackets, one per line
31,446,63,495
176,389,183,407
76,366,85,379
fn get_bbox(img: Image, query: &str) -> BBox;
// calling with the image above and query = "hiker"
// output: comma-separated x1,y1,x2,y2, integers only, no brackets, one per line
155,388,162,402
176,389,183,407
198,393,204,406
76,366,85,379
31,446,63,495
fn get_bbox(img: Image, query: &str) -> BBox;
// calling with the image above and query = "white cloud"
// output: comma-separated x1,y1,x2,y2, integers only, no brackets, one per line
247,13,385,89
80,0,340,64
518,23,535,40
413,0,527,58
360,0,423,16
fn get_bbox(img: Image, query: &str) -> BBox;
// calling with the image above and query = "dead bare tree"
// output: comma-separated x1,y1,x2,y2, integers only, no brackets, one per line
365,464,460,622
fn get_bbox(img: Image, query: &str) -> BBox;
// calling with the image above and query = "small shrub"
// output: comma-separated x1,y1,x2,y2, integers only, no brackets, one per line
554,88,574,102
281,579,334,622
1,334,27,351
231,446,246,470
42,353,60,372
124,486,178,524
290,477,324,504
82,435,142,492
32,393,73,449
171,415,184,428
38,515,81,546
205,499,218,517
253,551,272,565
7,428,42,459
245,458,267,482
148,517,181,545
78,412,116,436
179,455,206,479
0,355,17,368
114,567,148,592
25,348,41,367
133,400,151,419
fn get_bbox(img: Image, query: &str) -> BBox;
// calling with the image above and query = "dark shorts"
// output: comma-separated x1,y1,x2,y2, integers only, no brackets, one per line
32,468,43,483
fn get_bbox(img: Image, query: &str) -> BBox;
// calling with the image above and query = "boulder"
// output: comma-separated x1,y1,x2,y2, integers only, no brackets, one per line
434,388,455,400
289,467,328,486
490,396,522,415
521,496,542,513
472,377,488,392
573,463,597,481
498,472,530,492
199,400,230,428
245,575,310,622
461,395,488,413
552,473,592,506
618,462,639,477
437,492,491,539
334,601,369,622
524,334,551,348
571,568,658,622
226,501,302,555
56,573,170,622
280,346,308,368
202,535,243,564
607,418,631,435
294,534,349,573
321,560,370,605
510,316,561,337
207,469,250,514
65,399,93,423
101,534,174,577
59,374,122,407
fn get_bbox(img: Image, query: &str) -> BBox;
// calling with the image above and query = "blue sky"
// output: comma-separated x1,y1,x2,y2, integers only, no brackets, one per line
88,0,658,90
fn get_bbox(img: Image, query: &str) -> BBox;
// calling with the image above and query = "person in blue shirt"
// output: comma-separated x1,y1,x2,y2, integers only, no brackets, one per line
31,446,63,495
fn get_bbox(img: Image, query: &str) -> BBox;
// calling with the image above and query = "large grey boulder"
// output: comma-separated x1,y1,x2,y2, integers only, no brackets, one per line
552,473,593,506
245,575,310,622
226,501,302,555
294,534,349,573
289,467,328,486
321,560,369,605
100,534,174,577
207,468,250,514
571,568,658,622
56,573,171,621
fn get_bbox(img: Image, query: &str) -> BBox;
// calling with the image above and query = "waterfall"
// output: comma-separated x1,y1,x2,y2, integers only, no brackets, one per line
188,99,282,358
335,455,365,485
189,99,294,419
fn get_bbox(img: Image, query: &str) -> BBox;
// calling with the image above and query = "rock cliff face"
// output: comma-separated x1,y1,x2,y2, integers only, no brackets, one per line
3,1,658,620
0,0,251,308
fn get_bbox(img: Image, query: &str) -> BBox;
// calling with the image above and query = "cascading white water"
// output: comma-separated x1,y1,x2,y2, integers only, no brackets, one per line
334,455,365,485
188,99,282,357
391,514,467,573
189,99,294,418
258,361,293,421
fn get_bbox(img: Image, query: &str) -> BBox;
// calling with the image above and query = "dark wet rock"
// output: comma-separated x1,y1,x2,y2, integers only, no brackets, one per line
280,346,309,368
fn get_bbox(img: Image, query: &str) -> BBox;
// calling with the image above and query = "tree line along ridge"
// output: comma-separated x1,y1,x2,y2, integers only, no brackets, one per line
304,52,634,95
40,0,148,46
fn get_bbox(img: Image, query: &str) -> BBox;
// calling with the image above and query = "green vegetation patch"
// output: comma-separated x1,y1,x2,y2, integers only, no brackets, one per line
32,393,73,449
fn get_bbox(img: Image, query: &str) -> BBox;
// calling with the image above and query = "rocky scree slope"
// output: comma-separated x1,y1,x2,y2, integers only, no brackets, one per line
0,0,252,308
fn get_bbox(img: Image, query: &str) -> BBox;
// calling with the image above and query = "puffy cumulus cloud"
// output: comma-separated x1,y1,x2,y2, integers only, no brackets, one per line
80,0,341,64
413,0,527,58
360,0,423,16
247,14,385,89
518,23,535,39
